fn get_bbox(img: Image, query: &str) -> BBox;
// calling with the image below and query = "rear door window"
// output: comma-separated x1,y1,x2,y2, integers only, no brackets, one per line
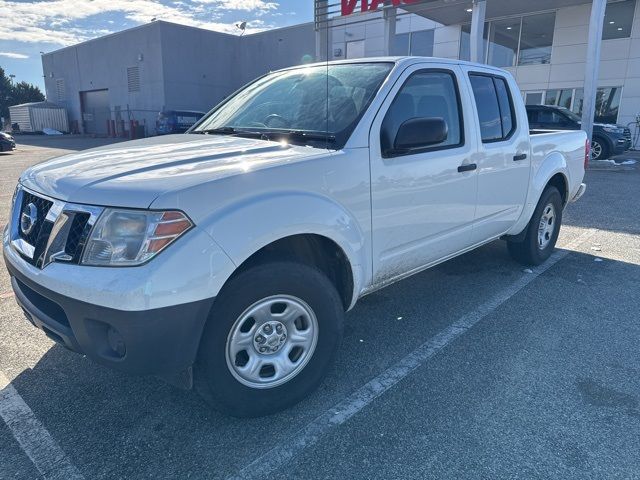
469,73,517,142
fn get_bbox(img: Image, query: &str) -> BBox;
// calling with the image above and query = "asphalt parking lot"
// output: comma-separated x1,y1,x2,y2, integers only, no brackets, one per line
1,136,639,480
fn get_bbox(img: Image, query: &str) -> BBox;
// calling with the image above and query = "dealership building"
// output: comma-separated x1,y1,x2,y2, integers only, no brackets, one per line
42,0,640,140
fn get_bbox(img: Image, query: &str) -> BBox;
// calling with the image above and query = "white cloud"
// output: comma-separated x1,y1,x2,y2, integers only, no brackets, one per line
0,0,278,46
193,0,278,10
0,51,29,59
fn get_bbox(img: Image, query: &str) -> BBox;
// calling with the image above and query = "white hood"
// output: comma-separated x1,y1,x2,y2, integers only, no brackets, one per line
20,134,324,208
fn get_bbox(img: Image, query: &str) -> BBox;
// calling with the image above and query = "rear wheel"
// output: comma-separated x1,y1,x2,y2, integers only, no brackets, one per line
195,261,343,417
507,186,563,266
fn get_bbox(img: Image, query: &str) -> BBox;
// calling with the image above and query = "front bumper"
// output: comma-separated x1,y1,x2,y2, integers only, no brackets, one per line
5,250,214,376
1,139,15,151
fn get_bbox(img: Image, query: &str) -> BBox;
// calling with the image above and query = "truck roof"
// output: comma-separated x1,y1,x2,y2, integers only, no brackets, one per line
274,56,511,76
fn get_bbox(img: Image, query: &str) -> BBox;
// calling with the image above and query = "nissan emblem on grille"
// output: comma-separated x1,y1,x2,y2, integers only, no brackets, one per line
20,202,38,236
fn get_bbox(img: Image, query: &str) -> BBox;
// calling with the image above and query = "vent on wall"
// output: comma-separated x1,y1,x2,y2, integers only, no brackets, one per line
127,66,140,92
55,79,66,102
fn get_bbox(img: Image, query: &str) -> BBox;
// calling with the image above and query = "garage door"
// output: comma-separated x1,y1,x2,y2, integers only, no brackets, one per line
80,89,110,135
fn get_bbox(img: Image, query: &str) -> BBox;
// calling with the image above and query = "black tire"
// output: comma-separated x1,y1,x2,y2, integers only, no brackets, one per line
507,186,563,266
195,261,344,417
591,136,610,161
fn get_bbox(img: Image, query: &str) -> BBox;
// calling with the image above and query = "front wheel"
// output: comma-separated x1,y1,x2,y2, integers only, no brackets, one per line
591,137,610,161
195,261,344,417
507,186,563,266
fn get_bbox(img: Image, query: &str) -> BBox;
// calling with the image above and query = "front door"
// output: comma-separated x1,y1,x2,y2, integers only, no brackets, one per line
369,65,478,285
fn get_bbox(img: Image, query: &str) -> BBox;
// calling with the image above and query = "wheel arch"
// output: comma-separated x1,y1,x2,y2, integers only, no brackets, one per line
199,191,369,310
546,172,568,206
227,233,355,311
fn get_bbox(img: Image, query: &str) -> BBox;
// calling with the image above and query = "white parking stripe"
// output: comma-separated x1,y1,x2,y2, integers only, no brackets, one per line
228,229,596,480
0,372,84,480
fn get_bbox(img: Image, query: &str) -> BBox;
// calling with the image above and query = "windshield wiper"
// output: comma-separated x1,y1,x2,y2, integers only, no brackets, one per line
193,127,336,145
281,131,336,143
195,127,241,135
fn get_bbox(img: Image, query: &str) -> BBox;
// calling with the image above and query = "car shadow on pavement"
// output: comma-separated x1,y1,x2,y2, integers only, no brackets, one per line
3,241,640,479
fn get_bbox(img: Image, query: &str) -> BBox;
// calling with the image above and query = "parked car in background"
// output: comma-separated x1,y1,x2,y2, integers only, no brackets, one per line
156,110,205,135
4,58,587,417
526,104,631,161
0,131,16,152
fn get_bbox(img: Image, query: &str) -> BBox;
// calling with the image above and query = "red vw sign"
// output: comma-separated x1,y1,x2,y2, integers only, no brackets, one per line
341,0,420,16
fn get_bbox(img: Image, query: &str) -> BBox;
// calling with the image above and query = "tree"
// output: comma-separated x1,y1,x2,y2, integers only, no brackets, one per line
0,66,45,122
12,81,45,107
0,67,11,121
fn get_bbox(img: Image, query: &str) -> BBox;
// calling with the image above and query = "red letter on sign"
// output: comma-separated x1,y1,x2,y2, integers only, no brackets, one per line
341,0,358,15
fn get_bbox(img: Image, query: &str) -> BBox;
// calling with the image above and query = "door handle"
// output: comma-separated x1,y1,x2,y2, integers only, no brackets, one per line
513,153,527,161
457,163,477,173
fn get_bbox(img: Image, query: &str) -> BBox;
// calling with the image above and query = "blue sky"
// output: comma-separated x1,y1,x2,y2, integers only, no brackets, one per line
0,0,313,90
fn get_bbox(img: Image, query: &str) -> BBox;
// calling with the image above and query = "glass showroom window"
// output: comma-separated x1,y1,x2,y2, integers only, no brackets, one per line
460,12,555,66
525,87,623,124
569,87,622,123
393,30,435,57
459,23,489,62
595,87,622,124
487,19,520,67
518,12,555,65
602,0,636,40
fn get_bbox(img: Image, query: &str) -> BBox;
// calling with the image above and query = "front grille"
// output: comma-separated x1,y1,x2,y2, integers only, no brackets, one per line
623,128,631,143
19,191,53,246
65,212,91,262
12,188,95,269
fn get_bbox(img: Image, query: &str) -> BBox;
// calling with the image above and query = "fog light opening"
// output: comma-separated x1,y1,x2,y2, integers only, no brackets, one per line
107,326,126,358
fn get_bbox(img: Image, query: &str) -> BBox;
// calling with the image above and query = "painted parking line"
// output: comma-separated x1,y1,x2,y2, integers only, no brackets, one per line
0,372,84,480
228,229,597,480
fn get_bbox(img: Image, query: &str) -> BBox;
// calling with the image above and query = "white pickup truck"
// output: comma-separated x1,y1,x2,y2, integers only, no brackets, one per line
3,57,587,417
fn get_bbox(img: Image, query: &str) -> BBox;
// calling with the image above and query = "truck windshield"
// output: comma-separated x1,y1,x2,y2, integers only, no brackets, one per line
192,63,393,148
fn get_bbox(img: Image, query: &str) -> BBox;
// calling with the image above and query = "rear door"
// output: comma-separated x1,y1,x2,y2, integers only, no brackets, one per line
462,69,531,242
369,64,479,284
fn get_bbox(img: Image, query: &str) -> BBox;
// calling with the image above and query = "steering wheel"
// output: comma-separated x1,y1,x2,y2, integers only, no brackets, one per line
263,114,289,128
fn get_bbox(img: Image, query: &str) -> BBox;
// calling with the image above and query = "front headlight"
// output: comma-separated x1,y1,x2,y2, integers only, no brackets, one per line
82,209,193,266
602,127,624,134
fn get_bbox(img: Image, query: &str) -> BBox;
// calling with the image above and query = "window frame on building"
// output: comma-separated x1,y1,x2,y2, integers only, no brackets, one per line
392,29,435,57
522,86,624,124
602,0,637,40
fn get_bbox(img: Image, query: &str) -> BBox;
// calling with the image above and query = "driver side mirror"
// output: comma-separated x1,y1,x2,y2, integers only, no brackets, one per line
391,117,448,155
